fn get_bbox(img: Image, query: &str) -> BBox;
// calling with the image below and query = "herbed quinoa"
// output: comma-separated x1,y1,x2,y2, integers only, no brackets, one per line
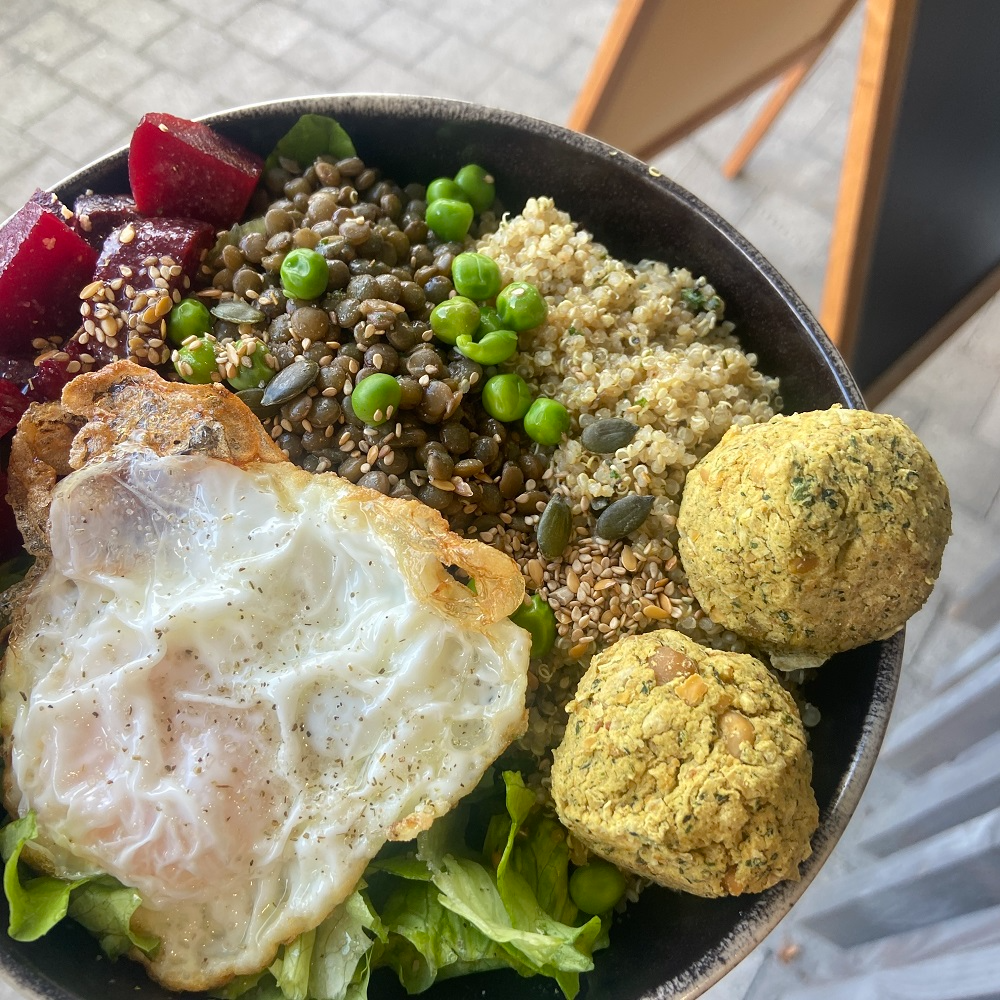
473,197,782,758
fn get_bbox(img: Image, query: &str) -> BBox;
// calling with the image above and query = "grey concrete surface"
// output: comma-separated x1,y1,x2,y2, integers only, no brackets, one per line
0,1,996,998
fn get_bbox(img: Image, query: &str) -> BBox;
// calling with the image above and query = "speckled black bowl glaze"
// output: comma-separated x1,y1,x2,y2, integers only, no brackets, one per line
0,96,901,1000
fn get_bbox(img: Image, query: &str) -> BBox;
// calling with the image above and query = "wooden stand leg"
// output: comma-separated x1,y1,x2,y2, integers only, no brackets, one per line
721,44,824,180
820,0,918,354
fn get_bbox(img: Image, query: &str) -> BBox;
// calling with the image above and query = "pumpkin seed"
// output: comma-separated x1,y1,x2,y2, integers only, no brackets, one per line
236,387,280,418
211,299,266,324
536,496,572,559
261,359,319,406
595,494,654,540
580,417,638,453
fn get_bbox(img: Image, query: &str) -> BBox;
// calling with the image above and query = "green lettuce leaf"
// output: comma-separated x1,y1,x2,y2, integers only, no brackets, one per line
265,115,357,171
308,888,384,1000
271,927,316,1000
67,876,159,959
212,887,382,1000
1,813,87,942
495,773,577,925
378,878,509,993
370,770,603,999
1,813,158,955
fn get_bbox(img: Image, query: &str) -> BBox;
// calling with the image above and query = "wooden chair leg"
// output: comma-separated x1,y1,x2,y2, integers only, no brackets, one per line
722,43,824,180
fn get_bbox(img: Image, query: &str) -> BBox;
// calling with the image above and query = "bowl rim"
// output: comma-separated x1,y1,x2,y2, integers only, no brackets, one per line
5,93,900,1000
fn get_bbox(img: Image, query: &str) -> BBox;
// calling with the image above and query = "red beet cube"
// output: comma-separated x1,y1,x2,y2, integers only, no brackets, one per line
0,377,29,437
75,217,214,364
30,188,76,226
0,199,98,356
72,192,141,250
0,356,40,387
129,112,263,230
26,340,92,403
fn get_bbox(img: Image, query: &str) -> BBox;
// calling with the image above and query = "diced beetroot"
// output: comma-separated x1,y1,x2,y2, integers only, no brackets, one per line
0,472,23,563
30,188,76,226
72,192,142,250
0,377,29,436
129,112,263,229
0,199,98,356
26,340,90,403
0,355,40,386
74,217,214,364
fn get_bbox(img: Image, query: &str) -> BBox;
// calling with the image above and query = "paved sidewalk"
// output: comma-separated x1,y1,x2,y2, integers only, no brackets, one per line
0,2,996,998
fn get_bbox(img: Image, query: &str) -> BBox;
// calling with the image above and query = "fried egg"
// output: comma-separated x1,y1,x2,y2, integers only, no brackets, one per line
1,445,529,990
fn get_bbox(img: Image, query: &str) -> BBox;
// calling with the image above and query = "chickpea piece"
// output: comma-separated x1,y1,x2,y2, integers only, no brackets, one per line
720,711,756,758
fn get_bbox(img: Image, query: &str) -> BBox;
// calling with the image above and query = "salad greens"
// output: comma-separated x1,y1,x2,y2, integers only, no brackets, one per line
264,113,357,172
0,813,157,958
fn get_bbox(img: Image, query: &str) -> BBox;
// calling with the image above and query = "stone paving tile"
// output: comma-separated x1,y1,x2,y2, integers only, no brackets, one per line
25,92,132,171
917,423,1000,519
291,0,391,33
343,54,447,98
229,4,321,60
58,41,154,104
974,379,1000,449
165,0,256,26
657,143,757,234
733,187,834,309
112,78,228,134
901,332,1000,440
0,149,79,219
877,382,931,438
488,14,580,78
412,32,510,95
0,59,76,131
7,9,101,68
474,64,574,123
423,0,535,42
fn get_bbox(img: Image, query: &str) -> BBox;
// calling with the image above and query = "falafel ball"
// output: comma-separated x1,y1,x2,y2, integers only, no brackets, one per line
550,630,818,897
676,407,951,667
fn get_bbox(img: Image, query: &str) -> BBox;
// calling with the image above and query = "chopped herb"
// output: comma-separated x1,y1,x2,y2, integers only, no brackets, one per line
680,287,705,312
789,475,816,505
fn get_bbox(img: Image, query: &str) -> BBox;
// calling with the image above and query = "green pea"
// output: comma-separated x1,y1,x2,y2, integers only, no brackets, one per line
166,297,212,346
452,252,502,301
509,594,556,659
455,329,518,366
426,177,469,204
496,281,547,331
454,164,495,214
173,335,219,385
523,397,570,446
351,372,401,425
280,247,329,300
425,198,474,242
430,296,481,345
569,860,627,915
481,373,533,422
478,306,505,335
227,340,275,391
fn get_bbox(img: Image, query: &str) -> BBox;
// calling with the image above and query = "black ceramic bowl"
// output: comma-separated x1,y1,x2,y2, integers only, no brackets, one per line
0,95,900,1000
